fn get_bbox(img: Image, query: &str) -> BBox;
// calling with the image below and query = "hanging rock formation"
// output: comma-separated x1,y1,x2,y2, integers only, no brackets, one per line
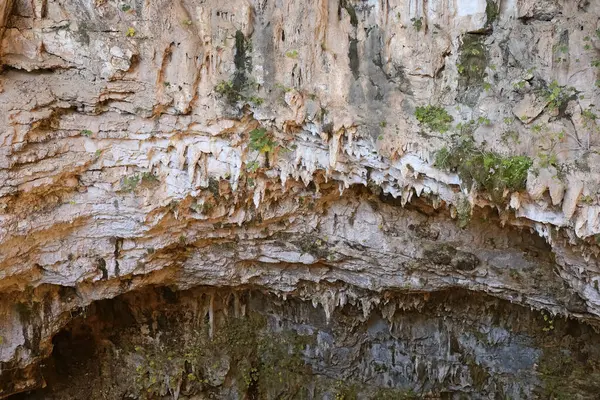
2,0,600,398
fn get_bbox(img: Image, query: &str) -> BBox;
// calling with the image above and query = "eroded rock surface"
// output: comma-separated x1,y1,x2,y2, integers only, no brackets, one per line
2,0,600,397
14,286,600,399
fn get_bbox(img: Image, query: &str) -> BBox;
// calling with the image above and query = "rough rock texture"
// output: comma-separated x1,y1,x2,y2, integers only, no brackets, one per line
13,286,600,399
2,0,600,397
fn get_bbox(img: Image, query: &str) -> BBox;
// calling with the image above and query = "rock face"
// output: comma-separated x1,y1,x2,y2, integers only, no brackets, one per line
2,0,600,397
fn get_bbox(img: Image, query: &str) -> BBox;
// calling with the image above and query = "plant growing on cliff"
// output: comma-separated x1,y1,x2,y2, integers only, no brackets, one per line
415,105,454,133
120,172,159,192
244,128,280,173
435,138,532,202
249,128,277,153
285,50,299,59
411,17,423,32
541,80,576,111
214,79,263,106
215,80,244,104
121,175,141,192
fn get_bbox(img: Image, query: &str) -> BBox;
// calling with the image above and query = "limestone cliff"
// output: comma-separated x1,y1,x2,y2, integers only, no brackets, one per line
2,0,600,398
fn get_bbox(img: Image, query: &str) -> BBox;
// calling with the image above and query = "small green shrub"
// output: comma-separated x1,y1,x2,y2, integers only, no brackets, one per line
541,80,576,111
215,80,243,103
415,105,454,133
249,128,277,153
285,50,299,59
80,129,93,137
435,138,532,202
582,108,598,122
411,17,423,32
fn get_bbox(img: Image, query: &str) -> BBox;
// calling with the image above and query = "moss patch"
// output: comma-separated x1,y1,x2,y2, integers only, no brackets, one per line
457,34,488,106
485,0,499,27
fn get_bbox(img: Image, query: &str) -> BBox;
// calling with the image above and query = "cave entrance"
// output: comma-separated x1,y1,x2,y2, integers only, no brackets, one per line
10,286,600,399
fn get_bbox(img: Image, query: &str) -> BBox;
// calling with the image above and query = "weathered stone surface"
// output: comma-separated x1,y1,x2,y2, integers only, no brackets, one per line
1,0,600,397
16,286,600,399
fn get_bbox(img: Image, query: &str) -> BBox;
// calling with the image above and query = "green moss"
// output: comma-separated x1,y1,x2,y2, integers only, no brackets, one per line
457,34,488,106
415,105,454,133
215,30,260,106
456,196,472,228
131,311,317,399
372,388,419,399
435,138,532,202
340,0,358,27
295,235,331,259
485,0,499,26
536,343,600,400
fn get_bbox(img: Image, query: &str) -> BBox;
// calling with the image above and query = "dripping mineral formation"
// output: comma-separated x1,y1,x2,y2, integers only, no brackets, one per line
2,0,600,398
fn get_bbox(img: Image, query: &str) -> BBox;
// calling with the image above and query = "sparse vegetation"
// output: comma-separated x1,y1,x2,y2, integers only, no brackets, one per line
485,0,499,26
457,34,488,106
80,129,93,137
456,196,472,228
120,172,159,192
244,128,280,172
126,27,136,37
435,137,532,201
580,195,594,205
411,17,423,32
541,80,576,111
285,50,299,59
249,128,278,153
501,130,520,145
541,311,555,332
415,105,454,133
215,80,243,103
121,175,140,192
